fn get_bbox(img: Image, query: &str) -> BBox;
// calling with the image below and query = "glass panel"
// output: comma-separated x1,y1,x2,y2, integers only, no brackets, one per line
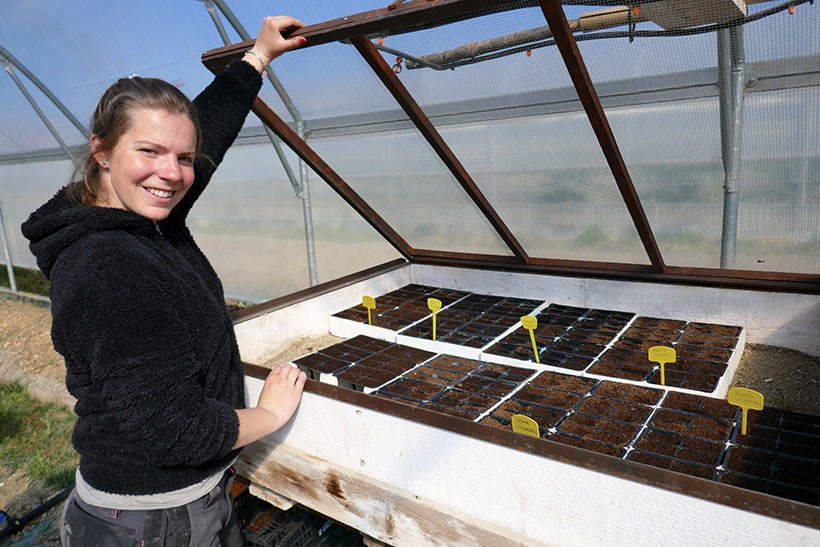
274,39,514,255
387,5,649,263
190,142,400,301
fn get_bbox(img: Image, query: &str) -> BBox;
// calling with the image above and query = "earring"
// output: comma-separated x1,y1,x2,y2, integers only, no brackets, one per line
101,160,108,167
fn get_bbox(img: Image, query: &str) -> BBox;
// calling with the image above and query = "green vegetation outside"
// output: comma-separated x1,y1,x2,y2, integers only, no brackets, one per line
0,383,77,490
0,265,50,297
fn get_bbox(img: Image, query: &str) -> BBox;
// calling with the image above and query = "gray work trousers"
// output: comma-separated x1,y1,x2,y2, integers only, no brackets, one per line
60,468,243,547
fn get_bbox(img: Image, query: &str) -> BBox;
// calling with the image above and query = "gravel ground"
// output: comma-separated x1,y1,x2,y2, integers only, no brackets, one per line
1,293,819,544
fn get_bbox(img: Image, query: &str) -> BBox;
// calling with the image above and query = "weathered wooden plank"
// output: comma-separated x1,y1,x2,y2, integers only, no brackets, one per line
237,441,547,546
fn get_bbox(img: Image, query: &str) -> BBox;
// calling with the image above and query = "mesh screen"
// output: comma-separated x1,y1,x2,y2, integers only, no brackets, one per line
573,2,819,272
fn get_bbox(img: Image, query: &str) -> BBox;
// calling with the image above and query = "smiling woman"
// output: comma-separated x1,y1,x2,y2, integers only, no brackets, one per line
92,107,198,221
18,14,310,547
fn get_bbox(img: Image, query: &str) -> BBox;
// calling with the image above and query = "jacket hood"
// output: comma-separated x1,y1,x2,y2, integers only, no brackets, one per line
21,186,156,280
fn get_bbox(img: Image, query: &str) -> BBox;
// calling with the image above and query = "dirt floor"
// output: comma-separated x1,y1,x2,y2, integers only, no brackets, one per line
1,293,819,544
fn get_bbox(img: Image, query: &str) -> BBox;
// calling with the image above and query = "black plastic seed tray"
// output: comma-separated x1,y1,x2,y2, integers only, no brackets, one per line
244,505,364,547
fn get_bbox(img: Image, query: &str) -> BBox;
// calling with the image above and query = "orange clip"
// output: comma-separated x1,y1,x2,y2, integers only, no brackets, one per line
632,5,640,15
526,50,532,57
378,37,384,45
788,4,796,14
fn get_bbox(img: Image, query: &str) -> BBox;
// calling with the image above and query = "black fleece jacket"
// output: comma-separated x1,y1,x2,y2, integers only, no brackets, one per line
22,60,262,495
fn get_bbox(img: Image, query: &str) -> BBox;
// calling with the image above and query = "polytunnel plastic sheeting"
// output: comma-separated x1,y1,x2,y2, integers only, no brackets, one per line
0,159,74,269
0,0,392,157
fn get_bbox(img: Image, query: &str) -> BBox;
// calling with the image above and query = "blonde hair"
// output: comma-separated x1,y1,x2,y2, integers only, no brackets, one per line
68,76,202,205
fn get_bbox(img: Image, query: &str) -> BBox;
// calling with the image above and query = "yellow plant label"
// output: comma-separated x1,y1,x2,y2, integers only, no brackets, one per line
648,345,676,386
428,298,442,340
728,387,764,410
521,315,537,330
362,296,376,325
520,315,540,364
512,414,540,438
729,387,764,435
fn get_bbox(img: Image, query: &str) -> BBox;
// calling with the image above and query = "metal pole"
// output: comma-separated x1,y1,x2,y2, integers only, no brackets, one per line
202,0,319,285
717,26,745,270
0,201,18,292
297,121,319,286
2,59,77,165
0,44,90,139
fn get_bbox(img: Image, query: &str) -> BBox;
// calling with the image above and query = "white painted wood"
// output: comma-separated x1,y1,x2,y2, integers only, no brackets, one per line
234,265,409,363
328,316,398,342
240,379,820,547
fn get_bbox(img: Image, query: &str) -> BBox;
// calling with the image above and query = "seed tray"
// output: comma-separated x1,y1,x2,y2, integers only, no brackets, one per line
422,354,484,375
683,322,742,337
529,370,598,393
626,450,718,480
646,368,720,393
558,413,643,447
483,398,567,435
631,317,687,330
676,332,739,350
548,431,624,458
453,375,520,398
573,396,655,425
661,391,739,421
586,357,653,382
473,363,537,383
631,427,728,468
621,325,682,343
509,383,588,410
421,388,501,420
646,408,734,442
404,363,469,386
375,377,447,403
590,381,663,406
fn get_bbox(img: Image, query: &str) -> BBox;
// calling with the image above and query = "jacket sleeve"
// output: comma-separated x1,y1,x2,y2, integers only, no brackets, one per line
170,59,263,221
50,240,240,467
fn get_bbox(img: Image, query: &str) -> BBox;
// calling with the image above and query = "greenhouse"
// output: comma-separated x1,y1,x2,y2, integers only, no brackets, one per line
1,1,819,545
